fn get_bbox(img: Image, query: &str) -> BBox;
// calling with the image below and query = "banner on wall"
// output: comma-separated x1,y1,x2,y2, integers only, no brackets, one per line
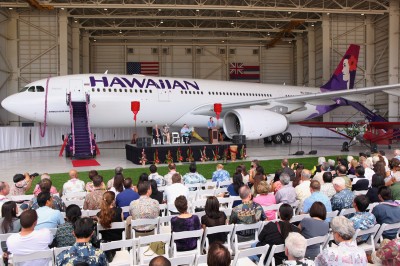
229,63,260,81
126,62,159,76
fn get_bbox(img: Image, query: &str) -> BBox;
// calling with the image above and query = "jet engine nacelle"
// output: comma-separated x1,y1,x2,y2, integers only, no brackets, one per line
223,109,289,140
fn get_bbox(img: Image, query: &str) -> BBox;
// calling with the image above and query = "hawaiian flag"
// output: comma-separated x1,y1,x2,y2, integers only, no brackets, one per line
229,63,260,80
127,62,159,76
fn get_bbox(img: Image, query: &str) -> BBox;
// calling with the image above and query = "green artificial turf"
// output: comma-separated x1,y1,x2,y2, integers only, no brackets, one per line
27,155,347,193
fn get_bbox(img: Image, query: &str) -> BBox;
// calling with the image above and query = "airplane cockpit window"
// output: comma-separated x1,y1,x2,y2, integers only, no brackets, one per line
20,87,29,92
28,86,35,92
36,86,45,92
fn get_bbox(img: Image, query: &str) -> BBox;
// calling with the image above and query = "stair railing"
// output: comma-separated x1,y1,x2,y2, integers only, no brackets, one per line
85,93,93,156
68,93,76,157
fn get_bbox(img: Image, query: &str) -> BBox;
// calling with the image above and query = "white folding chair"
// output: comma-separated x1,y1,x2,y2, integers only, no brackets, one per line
353,224,381,252
0,232,15,242
326,210,339,220
12,249,54,265
218,197,234,210
172,132,180,144
137,233,171,265
367,203,378,213
305,235,330,256
171,229,204,258
10,194,34,202
186,183,200,191
121,206,130,213
339,207,356,217
231,221,263,254
354,190,369,196
53,246,71,257
223,208,233,218
194,254,208,266
374,222,400,246
131,218,159,239
100,239,135,266
64,199,85,208
202,181,218,190
169,254,196,266
196,189,215,200
191,199,207,213
159,203,167,217
290,200,300,214
232,244,269,266
201,224,234,254
194,211,206,221
290,213,310,223
84,209,100,217
262,203,282,220
97,221,126,240
158,214,178,234
218,180,231,188
62,191,87,201
215,187,228,196
264,244,285,266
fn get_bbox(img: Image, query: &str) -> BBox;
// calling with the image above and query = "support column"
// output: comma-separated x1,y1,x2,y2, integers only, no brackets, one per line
365,15,375,109
388,0,399,122
82,32,90,73
322,15,331,122
6,10,19,125
308,25,316,87
58,10,68,75
296,35,304,86
72,23,80,74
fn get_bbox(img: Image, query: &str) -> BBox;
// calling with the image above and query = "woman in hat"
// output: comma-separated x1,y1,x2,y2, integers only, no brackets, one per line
253,181,276,220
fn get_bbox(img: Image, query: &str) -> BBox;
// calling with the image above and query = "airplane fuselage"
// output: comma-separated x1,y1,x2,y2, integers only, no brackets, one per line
2,74,321,129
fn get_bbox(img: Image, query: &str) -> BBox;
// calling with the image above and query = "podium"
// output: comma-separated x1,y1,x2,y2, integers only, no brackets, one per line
211,129,219,144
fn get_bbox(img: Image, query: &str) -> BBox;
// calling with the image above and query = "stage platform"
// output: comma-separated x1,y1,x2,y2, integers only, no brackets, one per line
125,142,246,165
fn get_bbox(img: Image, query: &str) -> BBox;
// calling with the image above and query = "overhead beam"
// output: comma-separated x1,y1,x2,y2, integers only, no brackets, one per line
0,3,388,15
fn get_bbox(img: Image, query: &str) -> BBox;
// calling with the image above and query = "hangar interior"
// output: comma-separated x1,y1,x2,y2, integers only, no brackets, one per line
0,0,399,150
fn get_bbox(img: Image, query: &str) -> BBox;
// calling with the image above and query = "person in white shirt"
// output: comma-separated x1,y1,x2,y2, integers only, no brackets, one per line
7,209,53,266
295,169,312,213
61,169,85,197
164,163,179,186
148,164,166,186
164,173,189,214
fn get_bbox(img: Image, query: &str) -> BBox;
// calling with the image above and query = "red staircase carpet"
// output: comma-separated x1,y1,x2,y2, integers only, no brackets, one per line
72,159,100,167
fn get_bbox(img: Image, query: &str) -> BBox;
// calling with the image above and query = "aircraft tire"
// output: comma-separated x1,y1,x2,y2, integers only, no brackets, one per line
283,133,292,143
264,136,272,144
272,134,283,144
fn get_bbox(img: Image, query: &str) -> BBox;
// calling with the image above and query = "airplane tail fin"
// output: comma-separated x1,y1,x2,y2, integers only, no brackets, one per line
320,44,360,92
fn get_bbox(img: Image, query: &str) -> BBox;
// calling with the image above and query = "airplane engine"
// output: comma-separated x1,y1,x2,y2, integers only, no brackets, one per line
223,108,289,140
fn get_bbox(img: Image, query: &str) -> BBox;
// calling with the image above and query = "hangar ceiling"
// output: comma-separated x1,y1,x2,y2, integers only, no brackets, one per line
0,0,391,46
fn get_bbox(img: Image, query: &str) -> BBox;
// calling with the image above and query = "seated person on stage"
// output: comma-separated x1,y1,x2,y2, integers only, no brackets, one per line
180,124,192,144
162,124,170,144
152,124,163,145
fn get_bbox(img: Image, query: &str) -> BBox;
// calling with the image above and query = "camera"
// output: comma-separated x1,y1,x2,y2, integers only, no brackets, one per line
30,173,39,178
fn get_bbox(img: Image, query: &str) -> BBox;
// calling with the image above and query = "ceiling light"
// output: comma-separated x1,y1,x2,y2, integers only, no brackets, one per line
93,39,96,42
361,13,365,16
61,7,64,10
158,9,161,11
231,22,234,25
288,41,292,43
119,30,122,34
277,23,280,26
8,7,12,10
267,33,270,36
288,12,291,14
311,24,315,27
236,10,240,13
74,20,78,23
327,12,330,15
160,21,164,24
196,9,199,12
104,8,107,11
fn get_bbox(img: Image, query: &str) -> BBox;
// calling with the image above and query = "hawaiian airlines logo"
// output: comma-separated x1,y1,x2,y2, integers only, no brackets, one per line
89,76,200,90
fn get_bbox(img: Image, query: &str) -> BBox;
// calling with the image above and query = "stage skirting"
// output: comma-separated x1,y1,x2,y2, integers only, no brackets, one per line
125,143,247,165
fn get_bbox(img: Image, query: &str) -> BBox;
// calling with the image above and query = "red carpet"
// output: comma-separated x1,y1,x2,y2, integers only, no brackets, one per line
72,159,100,167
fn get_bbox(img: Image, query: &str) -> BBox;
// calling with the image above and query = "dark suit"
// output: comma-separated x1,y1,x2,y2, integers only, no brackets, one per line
152,128,163,144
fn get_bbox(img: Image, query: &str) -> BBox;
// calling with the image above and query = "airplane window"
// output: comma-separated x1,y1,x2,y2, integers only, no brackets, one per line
145,90,147,93
108,88,111,92
119,89,122,92
140,89,142,93
230,93,232,95
185,91,187,94
208,92,211,95
114,89,117,92
97,88,100,92
223,92,225,95
20,87,29,92
28,86,35,92
201,92,203,94
189,91,192,94
181,91,183,94
91,88,95,92
135,89,138,93
124,89,127,93
36,86,44,92
103,88,106,92
129,89,132,93
212,92,214,95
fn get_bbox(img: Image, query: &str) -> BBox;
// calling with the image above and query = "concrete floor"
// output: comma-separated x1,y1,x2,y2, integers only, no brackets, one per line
0,137,397,184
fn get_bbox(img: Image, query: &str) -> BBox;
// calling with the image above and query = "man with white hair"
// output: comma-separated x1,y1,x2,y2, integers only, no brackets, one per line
330,177,355,212
315,216,367,265
275,173,296,204
283,232,315,265
295,169,312,212
359,156,374,185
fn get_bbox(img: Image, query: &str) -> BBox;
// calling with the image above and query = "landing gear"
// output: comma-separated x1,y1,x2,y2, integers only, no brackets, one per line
283,133,293,143
272,134,283,144
263,136,272,144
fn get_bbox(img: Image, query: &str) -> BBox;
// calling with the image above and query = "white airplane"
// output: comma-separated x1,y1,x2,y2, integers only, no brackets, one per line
2,44,400,142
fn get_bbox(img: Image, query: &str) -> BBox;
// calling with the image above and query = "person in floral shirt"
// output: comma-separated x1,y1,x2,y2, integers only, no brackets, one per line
10,173,36,196
315,216,367,266
212,164,231,184
350,195,376,243
373,238,400,265
182,163,206,190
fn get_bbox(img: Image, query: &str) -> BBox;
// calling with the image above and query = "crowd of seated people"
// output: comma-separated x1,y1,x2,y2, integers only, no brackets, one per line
1,151,400,265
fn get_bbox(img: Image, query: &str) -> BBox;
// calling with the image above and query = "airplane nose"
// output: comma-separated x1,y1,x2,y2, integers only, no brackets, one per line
1,94,22,117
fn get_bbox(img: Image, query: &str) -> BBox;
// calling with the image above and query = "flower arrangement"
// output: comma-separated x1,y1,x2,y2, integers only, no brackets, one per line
240,145,247,160
176,148,184,163
200,146,209,162
153,149,160,165
222,148,230,163
165,149,174,164
139,148,148,166
212,146,220,161
186,147,195,162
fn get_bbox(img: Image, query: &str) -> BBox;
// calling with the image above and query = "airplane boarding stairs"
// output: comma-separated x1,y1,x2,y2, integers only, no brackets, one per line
70,100,93,159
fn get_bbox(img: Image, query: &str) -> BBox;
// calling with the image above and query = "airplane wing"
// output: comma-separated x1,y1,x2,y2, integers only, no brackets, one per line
297,121,400,129
191,83,400,116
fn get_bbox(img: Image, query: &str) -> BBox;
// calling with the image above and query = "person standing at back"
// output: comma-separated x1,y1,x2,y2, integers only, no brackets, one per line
207,117,215,144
